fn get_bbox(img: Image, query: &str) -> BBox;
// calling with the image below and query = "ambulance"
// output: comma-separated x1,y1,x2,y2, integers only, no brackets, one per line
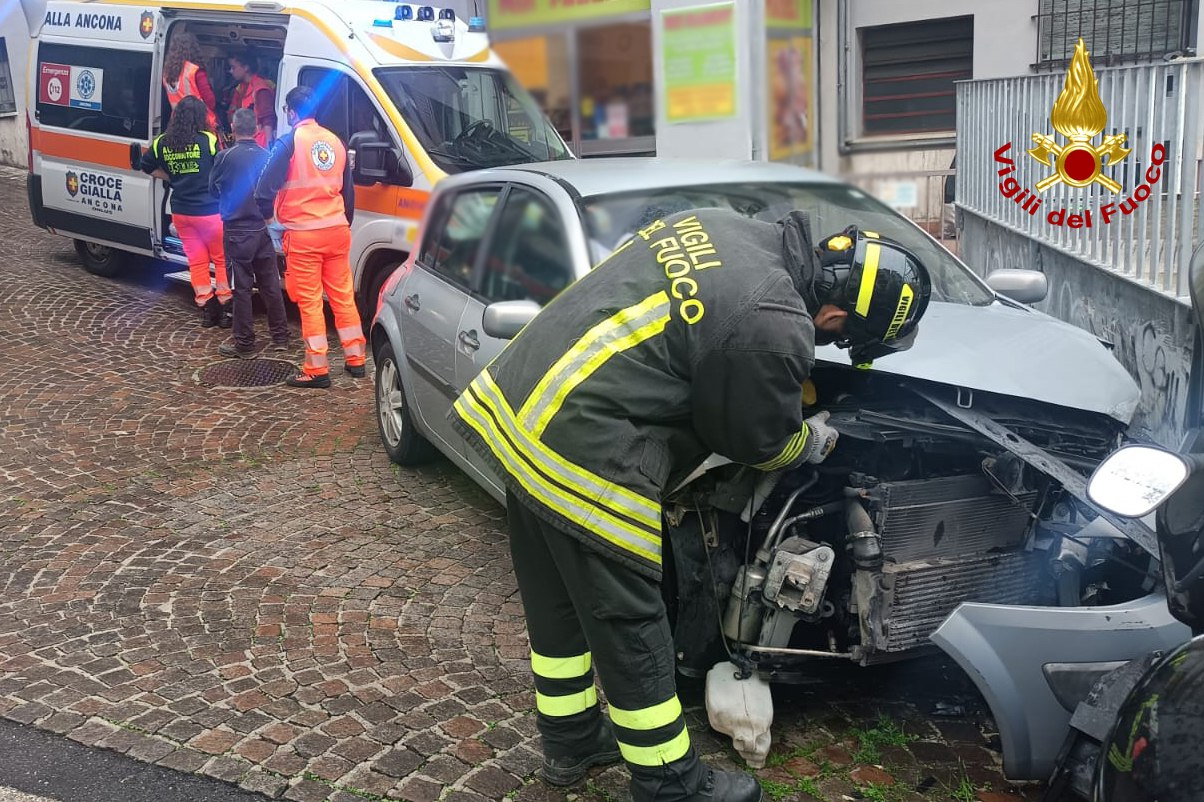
21,0,571,317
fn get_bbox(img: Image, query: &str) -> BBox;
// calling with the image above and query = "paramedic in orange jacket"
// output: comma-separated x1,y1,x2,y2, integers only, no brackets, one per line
227,51,276,148
255,86,366,389
163,31,219,133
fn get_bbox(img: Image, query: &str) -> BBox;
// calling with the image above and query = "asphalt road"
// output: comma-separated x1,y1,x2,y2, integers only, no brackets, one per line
0,720,267,802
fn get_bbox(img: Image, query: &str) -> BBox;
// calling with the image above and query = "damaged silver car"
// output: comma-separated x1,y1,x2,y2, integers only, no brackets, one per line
369,159,1189,772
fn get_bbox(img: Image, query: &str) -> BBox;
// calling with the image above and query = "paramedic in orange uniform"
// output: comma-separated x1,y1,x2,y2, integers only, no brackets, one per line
255,86,366,389
227,51,276,148
163,31,219,133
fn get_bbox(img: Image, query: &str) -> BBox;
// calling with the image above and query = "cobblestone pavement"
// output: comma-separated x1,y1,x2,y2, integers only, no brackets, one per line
0,168,1044,802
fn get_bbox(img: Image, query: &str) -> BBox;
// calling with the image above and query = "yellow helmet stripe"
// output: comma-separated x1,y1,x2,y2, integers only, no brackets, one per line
863,230,880,238
855,243,881,317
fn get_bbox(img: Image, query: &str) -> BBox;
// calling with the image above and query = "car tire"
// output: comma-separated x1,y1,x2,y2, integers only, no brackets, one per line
375,340,436,466
74,239,130,278
359,261,403,329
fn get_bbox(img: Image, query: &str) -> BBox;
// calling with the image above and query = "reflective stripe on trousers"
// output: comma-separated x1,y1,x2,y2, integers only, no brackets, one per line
610,696,691,766
531,649,597,718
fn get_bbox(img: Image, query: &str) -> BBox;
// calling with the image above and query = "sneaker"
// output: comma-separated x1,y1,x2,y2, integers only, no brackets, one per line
345,363,366,378
218,304,233,329
219,341,262,359
285,372,331,389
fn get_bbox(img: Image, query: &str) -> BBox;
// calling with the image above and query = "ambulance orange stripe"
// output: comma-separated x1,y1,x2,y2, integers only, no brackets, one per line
355,185,428,220
31,128,136,171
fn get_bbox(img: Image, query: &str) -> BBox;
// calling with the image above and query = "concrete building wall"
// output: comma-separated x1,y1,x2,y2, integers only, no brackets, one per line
0,13,31,169
960,211,1197,448
816,0,1038,177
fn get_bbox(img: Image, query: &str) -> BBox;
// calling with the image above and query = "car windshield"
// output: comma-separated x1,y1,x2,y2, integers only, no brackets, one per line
580,182,995,306
376,66,572,173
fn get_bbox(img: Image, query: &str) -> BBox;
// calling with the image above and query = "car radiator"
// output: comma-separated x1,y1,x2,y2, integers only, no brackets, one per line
860,474,1053,658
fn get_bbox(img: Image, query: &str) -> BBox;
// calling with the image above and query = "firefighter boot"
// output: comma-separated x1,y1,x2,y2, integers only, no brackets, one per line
200,297,221,328
630,753,762,802
540,718,621,787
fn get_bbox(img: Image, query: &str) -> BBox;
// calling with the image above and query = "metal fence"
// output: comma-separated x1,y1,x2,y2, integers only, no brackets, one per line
956,59,1204,300
844,170,960,255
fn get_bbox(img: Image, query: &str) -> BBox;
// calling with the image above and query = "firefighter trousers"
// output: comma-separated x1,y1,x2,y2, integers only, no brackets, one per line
281,225,366,377
506,489,706,799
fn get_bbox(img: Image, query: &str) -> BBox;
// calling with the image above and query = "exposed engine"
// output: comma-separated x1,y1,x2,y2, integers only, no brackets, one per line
664,367,1153,677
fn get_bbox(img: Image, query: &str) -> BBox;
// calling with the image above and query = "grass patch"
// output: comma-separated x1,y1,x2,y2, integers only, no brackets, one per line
797,776,823,798
761,779,795,801
862,784,891,802
851,715,913,765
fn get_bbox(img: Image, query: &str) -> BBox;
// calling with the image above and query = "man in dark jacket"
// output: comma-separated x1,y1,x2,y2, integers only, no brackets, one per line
209,108,289,357
449,209,932,802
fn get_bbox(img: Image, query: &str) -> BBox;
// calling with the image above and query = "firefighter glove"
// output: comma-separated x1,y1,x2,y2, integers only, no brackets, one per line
800,411,839,464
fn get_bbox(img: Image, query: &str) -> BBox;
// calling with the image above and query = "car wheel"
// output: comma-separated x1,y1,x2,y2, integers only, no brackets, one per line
74,239,130,278
359,260,403,329
375,341,435,466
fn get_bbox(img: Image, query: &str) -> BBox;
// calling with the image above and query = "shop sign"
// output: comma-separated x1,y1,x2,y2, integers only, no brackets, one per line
766,0,812,30
488,0,651,31
661,2,737,124
766,36,813,160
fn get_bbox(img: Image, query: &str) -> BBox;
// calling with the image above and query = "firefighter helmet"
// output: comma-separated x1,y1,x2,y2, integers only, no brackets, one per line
816,226,932,367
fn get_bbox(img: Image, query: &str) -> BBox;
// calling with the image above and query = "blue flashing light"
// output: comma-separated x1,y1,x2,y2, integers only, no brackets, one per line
468,15,485,31
438,8,454,20
416,5,434,21
395,5,413,19
372,18,393,26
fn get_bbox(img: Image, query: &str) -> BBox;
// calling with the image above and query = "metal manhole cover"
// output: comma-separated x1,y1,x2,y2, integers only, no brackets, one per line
196,358,297,388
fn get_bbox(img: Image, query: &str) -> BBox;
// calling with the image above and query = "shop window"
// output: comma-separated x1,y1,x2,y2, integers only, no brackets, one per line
578,22,655,142
860,16,972,136
494,35,572,145
35,43,151,138
1035,0,1193,68
0,39,15,115
480,187,570,306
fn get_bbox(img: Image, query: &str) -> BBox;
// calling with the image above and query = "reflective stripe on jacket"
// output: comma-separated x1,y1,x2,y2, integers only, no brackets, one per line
450,209,822,580
164,61,219,131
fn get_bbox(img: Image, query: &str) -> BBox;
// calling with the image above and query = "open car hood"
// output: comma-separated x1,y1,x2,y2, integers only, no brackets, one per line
815,301,1141,424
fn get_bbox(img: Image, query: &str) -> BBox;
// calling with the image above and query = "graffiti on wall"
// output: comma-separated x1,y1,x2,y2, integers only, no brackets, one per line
1053,280,1190,446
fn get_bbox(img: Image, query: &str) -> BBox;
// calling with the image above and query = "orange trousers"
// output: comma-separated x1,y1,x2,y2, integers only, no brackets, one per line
282,225,366,377
174,213,231,306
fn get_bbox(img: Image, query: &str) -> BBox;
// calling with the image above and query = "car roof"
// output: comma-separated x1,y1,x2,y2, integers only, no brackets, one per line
497,158,842,199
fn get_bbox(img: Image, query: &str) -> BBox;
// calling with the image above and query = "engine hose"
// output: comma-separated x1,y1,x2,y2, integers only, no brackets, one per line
845,495,883,570
758,472,820,562
773,501,847,540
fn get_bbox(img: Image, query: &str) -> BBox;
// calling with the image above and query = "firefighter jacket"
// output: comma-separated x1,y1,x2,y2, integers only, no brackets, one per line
450,209,825,581
255,119,354,231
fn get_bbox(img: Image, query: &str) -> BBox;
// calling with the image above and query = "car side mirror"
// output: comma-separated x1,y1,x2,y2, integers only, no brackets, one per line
1086,444,1194,519
483,299,541,340
349,134,413,188
986,269,1048,304
129,142,144,170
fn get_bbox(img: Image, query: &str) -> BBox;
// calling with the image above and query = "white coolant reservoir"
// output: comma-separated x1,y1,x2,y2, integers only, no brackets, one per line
705,661,773,768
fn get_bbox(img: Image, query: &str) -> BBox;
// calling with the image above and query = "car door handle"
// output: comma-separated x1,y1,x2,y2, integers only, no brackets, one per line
403,293,420,312
458,330,480,352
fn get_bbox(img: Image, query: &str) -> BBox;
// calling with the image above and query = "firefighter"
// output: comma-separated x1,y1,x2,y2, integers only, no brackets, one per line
449,211,931,802
255,86,366,389
227,51,277,148
163,31,219,133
